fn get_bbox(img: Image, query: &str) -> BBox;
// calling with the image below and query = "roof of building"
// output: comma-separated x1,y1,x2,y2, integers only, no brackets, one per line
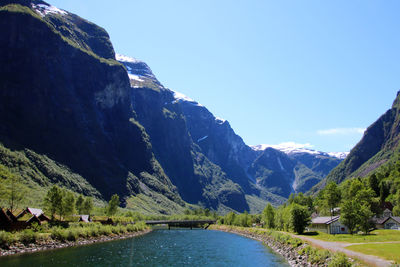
391,217,400,224
27,208,44,217
373,216,400,225
0,208,12,224
311,216,340,225
79,215,90,223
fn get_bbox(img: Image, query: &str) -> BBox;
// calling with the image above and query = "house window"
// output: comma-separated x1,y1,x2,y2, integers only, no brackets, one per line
341,227,345,231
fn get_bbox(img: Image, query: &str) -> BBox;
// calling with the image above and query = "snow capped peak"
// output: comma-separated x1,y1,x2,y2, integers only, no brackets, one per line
250,142,348,159
170,90,204,107
115,54,143,64
215,117,226,124
32,3,67,17
327,152,349,160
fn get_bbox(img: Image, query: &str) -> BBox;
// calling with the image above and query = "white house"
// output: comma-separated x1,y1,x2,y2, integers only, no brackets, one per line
308,216,349,234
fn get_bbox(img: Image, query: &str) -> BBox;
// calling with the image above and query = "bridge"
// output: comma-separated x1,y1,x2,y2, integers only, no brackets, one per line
145,220,216,229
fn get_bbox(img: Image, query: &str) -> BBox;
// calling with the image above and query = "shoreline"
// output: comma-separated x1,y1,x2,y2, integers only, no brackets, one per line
210,225,307,267
209,225,360,267
0,229,152,258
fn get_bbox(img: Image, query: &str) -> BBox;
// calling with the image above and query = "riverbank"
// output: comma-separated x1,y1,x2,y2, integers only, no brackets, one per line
0,227,151,257
210,225,358,267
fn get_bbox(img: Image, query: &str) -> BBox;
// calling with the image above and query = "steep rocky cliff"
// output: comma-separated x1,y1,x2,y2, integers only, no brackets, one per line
318,91,400,187
1,0,343,213
119,55,343,212
0,1,184,212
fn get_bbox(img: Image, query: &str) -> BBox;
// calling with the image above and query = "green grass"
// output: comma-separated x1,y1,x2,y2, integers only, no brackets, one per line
302,230,400,243
346,243,400,263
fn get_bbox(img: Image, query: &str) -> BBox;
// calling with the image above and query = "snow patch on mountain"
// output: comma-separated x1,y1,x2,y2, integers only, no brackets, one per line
128,74,144,82
277,157,284,171
215,117,226,124
171,90,204,107
251,142,348,159
197,136,208,142
115,54,143,64
32,3,67,17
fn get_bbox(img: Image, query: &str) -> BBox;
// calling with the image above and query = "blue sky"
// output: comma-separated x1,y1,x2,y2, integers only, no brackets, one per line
49,0,400,152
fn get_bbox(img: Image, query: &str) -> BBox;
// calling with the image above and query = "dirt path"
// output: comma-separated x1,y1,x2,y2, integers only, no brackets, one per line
291,234,393,267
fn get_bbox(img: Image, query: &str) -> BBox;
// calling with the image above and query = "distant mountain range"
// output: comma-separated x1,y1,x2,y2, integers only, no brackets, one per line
0,0,345,214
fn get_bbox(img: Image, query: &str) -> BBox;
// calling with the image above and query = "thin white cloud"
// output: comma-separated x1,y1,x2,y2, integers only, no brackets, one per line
317,128,365,135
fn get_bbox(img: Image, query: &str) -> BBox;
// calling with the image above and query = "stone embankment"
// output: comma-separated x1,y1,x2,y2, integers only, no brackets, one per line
0,229,151,257
211,225,356,267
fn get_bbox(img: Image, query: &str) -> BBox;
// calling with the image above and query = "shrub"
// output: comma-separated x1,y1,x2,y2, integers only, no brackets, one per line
0,231,14,248
328,253,352,267
66,229,78,241
19,229,37,245
51,227,68,242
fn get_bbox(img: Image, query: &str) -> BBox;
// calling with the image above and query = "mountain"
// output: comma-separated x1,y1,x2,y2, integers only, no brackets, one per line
250,144,345,194
0,0,185,214
118,55,344,211
0,0,344,214
316,91,400,188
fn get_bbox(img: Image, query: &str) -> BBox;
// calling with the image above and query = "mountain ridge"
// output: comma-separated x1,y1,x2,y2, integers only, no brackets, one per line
0,0,344,213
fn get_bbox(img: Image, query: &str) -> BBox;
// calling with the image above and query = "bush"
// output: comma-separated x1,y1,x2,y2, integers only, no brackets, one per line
328,253,352,267
51,227,68,242
0,231,14,248
19,229,37,245
66,229,78,241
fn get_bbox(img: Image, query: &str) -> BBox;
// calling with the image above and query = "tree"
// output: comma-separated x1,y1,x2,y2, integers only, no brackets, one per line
75,195,84,214
62,190,76,217
368,173,380,197
82,197,94,215
43,186,63,220
379,180,390,203
358,205,374,234
262,203,275,229
0,165,25,212
340,199,359,234
323,182,341,217
106,194,120,216
393,205,400,216
290,204,310,234
225,212,236,225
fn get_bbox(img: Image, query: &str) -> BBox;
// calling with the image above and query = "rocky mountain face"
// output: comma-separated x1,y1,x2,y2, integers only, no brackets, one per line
0,0,344,213
120,56,345,212
0,1,184,213
316,91,400,188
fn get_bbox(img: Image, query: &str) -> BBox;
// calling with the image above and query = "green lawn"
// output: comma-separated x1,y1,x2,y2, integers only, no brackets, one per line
302,230,400,243
346,243,400,263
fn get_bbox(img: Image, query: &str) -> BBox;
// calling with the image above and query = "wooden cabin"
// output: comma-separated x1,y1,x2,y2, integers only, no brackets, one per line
16,207,50,225
0,208,13,230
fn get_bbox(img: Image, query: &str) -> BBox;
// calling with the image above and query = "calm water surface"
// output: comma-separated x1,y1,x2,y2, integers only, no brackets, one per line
0,229,289,267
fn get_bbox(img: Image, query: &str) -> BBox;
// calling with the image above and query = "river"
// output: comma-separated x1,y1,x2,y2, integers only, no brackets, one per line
0,229,290,266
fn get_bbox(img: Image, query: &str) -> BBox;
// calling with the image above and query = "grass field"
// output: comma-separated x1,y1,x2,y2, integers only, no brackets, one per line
302,230,400,243
346,243,400,263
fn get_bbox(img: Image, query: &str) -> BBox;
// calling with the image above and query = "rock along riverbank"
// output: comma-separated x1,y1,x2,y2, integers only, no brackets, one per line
210,225,359,267
0,229,152,257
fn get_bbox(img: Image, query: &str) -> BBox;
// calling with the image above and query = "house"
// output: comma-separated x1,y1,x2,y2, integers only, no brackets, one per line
308,216,349,234
375,217,400,230
0,208,13,230
79,215,91,223
372,208,400,230
16,207,50,225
